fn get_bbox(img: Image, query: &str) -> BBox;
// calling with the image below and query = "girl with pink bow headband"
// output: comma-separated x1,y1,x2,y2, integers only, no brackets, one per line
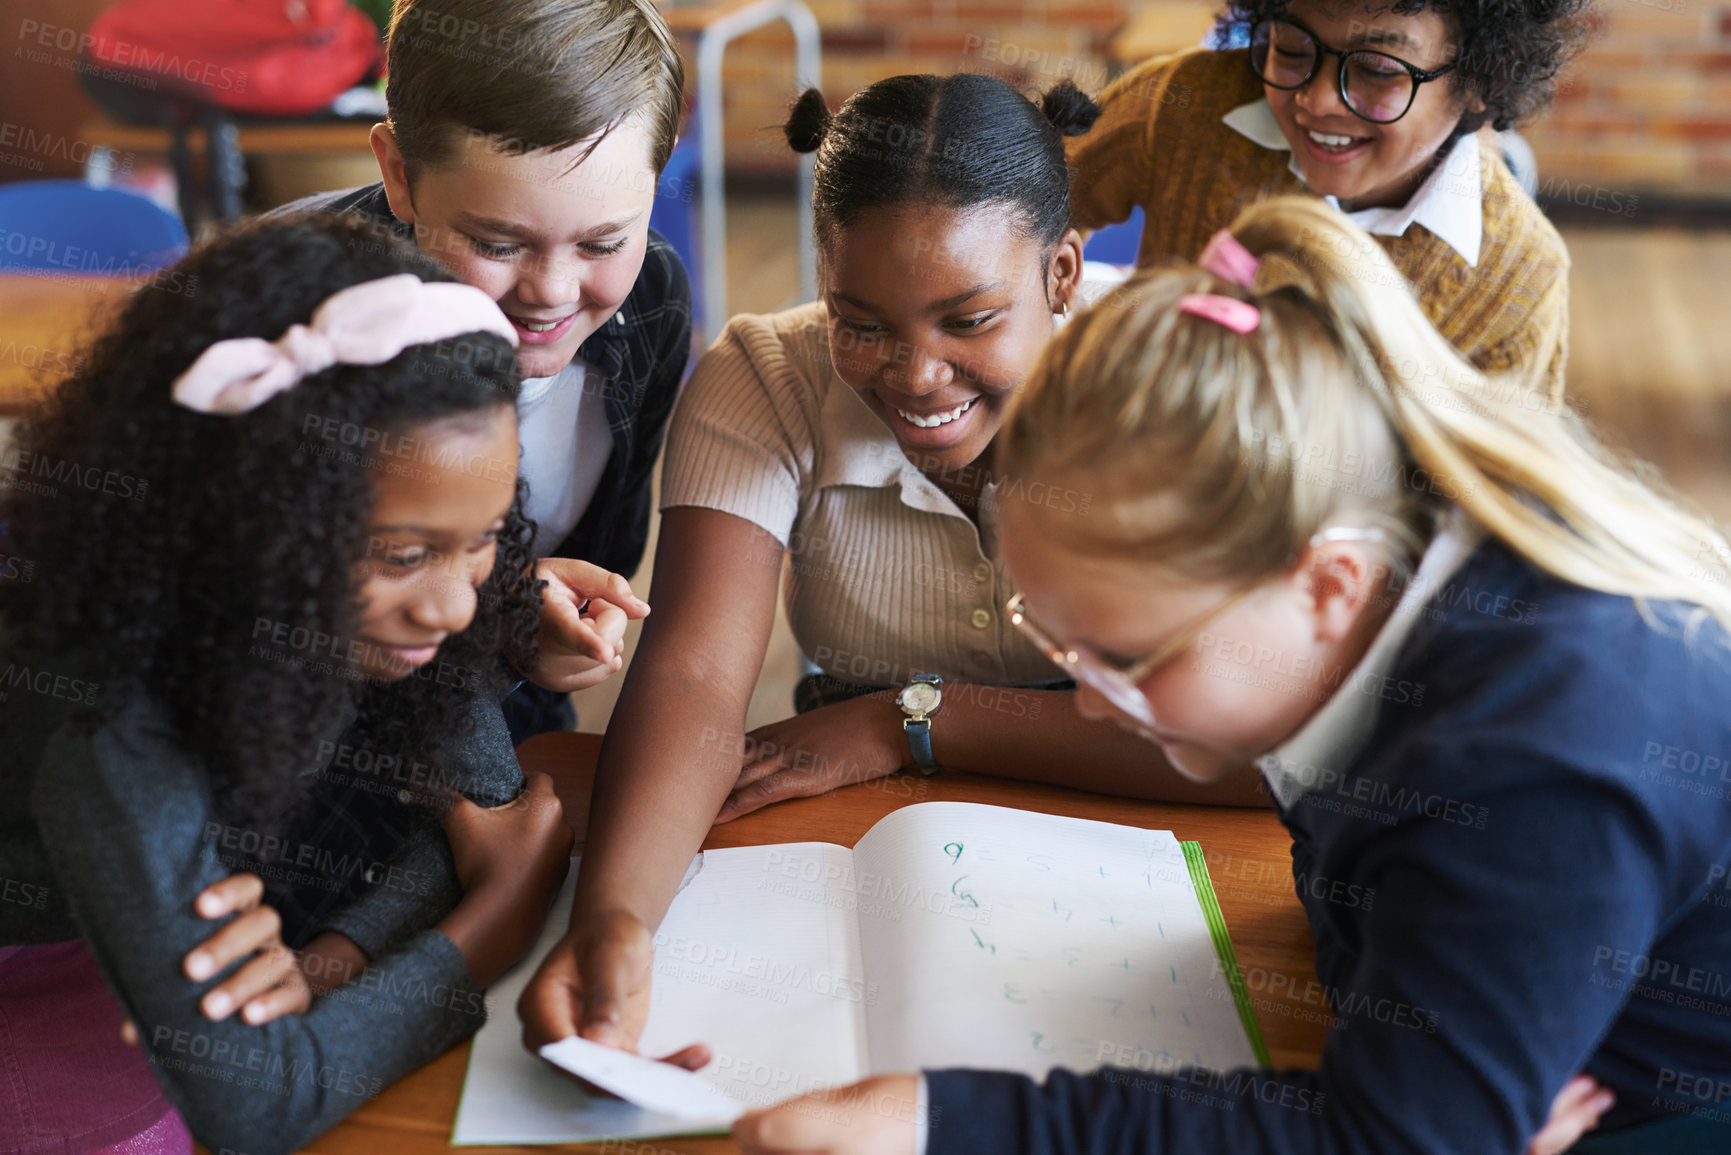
0,215,576,1155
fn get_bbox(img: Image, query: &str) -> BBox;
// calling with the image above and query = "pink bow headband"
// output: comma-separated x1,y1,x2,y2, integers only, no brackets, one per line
171,274,520,415
1178,230,1262,335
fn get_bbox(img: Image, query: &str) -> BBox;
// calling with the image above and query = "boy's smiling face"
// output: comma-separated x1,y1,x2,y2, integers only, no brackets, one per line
1262,0,1479,211
374,118,659,380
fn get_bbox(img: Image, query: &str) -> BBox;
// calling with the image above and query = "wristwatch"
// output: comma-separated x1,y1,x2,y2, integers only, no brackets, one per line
897,674,944,776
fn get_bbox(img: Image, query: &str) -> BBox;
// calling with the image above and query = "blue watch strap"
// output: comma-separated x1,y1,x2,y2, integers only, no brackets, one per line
904,717,939,775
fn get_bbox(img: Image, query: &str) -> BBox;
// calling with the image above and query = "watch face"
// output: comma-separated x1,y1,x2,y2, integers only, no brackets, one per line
901,682,940,714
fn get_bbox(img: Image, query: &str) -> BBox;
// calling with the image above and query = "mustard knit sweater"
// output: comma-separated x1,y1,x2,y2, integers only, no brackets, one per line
1068,48,1571,401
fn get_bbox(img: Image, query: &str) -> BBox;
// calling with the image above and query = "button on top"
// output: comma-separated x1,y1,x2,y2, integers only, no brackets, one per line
970,608,991,630
972,562,991,583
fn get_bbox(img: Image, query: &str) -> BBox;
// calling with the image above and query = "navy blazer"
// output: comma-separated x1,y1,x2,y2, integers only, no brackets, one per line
925,539,1731,1154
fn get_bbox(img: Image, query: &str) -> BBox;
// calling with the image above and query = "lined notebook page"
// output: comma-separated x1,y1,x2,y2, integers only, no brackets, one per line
851,802,1259,1078
637,843,871,1108
452,869,715,1145
454,848,869,1144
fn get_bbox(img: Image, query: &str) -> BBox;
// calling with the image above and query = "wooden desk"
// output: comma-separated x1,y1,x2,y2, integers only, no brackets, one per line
308,732,1324,1154
80,116,375,157
0,274,141,416
79,115,378,224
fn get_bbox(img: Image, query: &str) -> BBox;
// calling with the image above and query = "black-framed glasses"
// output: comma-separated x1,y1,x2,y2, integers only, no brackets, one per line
1248,17,1458,125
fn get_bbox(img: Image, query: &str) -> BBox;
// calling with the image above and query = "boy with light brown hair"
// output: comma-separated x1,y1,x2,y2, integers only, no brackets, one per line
285,0,692,740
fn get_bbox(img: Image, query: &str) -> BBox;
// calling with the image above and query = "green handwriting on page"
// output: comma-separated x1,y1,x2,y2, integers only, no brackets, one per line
452,801,1268,1146
839,803,1264,1076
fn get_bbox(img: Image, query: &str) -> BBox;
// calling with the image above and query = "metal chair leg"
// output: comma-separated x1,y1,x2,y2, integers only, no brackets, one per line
694,0,821,331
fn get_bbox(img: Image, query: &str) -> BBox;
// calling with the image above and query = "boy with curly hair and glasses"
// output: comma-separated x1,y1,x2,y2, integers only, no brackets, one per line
1068,0,1592,403
282,0,692,742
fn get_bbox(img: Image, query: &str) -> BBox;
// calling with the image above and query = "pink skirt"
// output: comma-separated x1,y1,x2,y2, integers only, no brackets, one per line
0,942,192,1155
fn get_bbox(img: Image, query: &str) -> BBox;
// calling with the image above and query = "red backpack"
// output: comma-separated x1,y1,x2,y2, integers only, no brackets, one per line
82,0,382,118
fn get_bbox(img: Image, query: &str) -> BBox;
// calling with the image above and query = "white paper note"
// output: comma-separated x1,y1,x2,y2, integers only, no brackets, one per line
538,1036,746,1122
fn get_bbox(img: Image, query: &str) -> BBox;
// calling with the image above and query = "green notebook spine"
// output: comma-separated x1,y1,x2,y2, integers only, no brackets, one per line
1181,840,1273,1068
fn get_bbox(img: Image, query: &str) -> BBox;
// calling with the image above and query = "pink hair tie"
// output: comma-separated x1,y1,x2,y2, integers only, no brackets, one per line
1178,293,1260,334
171,274,519,415
1197,229,1261,288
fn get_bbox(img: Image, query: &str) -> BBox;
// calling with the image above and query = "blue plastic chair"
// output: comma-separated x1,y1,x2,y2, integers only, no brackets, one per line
649,126,703,330
0,180,188,275
1083,204,1145,266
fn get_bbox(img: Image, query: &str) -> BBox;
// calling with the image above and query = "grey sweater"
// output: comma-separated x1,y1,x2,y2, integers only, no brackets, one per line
0,681,525,1155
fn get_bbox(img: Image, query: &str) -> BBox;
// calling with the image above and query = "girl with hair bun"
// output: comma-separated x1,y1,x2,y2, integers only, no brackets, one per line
734,198,1731,1154
518,71,1264,1058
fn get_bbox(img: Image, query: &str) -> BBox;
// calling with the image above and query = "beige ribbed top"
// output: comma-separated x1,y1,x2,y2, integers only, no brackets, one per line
660,303,1061,689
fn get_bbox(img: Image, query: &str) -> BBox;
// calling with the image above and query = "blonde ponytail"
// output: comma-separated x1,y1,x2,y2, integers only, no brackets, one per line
1002,196,1731,637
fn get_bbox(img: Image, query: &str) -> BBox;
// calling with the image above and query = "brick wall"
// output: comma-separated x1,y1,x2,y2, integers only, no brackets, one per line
1530,3,1731,200
3,1,1724,202
677,0,1143,176
682,0,1731,201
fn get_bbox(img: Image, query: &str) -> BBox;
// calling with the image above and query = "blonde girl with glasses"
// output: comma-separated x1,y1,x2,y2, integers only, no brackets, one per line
730,198,1731,1155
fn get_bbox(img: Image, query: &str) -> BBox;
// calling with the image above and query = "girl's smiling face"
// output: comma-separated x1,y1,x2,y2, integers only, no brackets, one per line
823,203,1082,473
351,405,521,681
1262,0,1479,211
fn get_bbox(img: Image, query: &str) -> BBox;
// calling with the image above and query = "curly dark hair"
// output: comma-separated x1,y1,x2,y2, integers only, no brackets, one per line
1218,0,1596,132
0,214,541,832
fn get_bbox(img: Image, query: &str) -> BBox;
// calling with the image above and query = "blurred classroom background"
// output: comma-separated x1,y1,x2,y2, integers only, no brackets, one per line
2,0,1728,732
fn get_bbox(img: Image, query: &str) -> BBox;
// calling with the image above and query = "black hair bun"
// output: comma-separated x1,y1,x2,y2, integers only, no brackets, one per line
783,88,834,154
1041,79,1102,137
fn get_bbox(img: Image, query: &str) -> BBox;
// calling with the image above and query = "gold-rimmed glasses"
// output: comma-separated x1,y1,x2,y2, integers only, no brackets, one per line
1007,527,1388,729
1008,586,1255,730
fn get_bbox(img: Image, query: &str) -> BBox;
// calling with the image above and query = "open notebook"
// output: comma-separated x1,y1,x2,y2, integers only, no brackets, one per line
452,801,1269,1145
